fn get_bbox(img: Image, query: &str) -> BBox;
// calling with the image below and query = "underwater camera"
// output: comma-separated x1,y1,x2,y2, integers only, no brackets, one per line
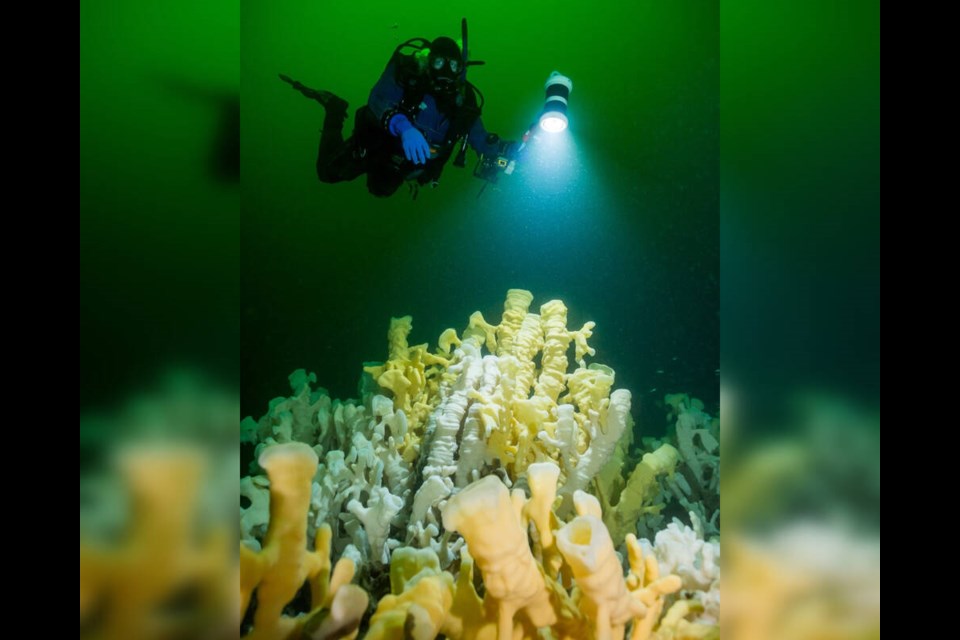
473,134,513,183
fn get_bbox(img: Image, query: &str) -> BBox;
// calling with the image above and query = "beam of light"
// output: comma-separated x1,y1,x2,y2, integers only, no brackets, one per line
491,129,616,230
517,129,579,190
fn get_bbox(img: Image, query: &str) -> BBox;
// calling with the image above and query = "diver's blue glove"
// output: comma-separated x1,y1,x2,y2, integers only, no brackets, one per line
402,129,430,165
390,115,430,165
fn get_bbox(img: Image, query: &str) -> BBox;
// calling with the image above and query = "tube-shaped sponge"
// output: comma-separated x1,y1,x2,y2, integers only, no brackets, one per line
441,475,556,640
556,515,646,640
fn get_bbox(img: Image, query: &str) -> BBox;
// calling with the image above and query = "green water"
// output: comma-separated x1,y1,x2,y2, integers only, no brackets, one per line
241,1,719,429
79,1,719,431
81,0,241,409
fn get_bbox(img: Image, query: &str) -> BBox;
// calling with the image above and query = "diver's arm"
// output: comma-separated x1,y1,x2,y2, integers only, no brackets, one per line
467,118,498,156
468,118,515,158
392,115,430,165
367,57,429,164
367,60,406,129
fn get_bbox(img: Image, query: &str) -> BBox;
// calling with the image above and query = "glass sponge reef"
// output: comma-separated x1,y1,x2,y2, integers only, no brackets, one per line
240,289,719,640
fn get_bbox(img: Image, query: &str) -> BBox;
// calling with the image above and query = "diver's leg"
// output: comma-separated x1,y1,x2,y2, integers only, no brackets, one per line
315,110,348,182
313,100,363,183
278,74,357,183
279,74,348,112
316,132,367,184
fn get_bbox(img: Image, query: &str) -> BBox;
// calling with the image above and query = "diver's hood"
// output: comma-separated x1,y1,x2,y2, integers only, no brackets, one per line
428,36,463,94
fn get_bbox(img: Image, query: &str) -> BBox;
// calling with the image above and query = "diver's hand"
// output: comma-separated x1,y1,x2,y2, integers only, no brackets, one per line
401,128,430,165
389,114,430,165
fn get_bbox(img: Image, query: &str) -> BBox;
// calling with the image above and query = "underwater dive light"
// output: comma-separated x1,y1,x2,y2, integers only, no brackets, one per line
539,71,573,133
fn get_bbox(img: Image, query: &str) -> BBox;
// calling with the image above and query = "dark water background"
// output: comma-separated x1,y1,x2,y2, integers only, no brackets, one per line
240,2,718,435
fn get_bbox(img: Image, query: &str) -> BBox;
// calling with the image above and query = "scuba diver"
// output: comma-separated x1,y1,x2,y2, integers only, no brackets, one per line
280,26,517,198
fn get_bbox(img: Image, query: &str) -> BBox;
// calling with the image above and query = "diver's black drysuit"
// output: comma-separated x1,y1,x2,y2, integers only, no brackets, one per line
315,51,502,197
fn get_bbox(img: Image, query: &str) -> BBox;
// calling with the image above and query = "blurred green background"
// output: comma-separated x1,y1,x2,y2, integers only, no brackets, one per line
81,0,240,413
722,0,880,428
